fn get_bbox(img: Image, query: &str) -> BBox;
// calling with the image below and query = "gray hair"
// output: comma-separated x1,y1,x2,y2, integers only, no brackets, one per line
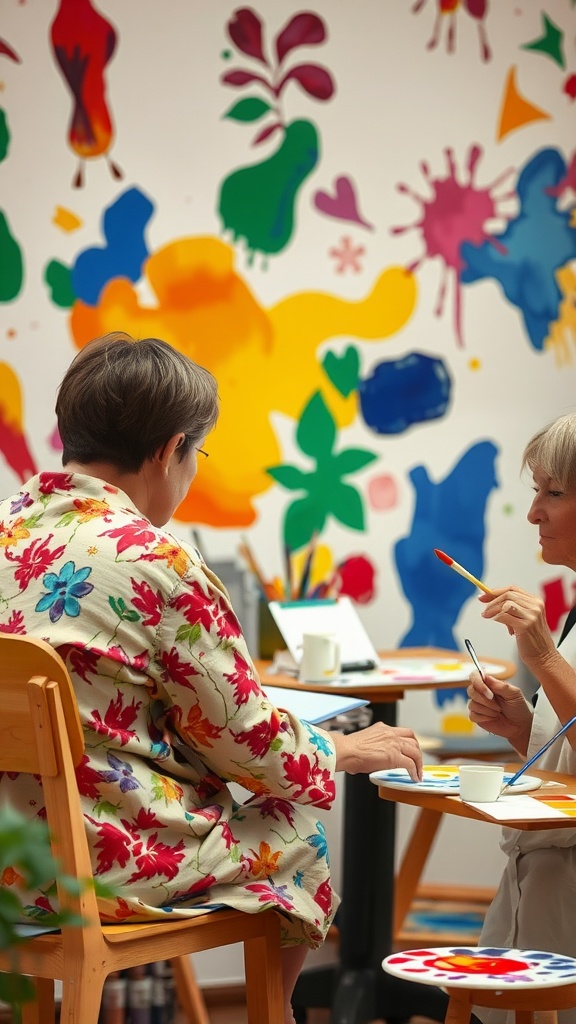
522,413,576,491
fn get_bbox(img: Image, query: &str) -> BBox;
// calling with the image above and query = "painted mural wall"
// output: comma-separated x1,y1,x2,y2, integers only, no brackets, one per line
4,0,576,986
3,0,576,738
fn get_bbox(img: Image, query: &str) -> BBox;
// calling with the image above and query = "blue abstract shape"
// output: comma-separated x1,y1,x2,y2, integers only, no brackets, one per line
71,187,154,306
461,148,576,351
359,352,452,434
394,441,499,705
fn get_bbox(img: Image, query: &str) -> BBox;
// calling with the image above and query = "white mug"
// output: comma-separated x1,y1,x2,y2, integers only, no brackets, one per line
299,633,341,683
458,763,504,802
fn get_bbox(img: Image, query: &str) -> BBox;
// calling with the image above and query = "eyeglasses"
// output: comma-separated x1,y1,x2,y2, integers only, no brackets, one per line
196,448,209,459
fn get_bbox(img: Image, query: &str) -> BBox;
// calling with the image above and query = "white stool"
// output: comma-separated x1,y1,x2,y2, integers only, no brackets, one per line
382,945,576,1024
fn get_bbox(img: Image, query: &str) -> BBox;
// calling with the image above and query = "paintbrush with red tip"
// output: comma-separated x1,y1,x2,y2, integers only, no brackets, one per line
433,548,495,596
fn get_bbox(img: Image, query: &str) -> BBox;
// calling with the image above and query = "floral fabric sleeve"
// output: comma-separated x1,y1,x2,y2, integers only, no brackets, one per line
154,560,337,810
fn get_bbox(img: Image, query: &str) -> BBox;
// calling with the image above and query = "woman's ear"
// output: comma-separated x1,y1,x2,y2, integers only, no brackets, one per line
155,433,185,472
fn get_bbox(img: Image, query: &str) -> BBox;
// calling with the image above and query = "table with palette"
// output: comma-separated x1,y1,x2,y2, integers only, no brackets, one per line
256,646,516,1024
372,763,576,830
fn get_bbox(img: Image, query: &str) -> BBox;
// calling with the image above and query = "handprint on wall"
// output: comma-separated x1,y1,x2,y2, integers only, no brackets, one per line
218,8,335,260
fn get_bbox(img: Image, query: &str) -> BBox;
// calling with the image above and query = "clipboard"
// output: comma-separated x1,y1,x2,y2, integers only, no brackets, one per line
268,597,380,667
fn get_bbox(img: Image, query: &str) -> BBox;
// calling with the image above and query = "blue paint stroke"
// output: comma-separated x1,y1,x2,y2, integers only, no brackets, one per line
394,441,499,705
461,148,576,351
71,187,154,306
359,352,451,434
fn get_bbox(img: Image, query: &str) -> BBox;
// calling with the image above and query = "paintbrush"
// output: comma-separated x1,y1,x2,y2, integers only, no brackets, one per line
434,548,495,596
499,714,576,796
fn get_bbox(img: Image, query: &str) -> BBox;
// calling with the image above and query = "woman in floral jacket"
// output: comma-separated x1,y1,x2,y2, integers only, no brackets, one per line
0,332,422,1022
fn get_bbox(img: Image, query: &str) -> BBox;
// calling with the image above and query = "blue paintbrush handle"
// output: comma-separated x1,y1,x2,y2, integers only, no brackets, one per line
505,713,576,788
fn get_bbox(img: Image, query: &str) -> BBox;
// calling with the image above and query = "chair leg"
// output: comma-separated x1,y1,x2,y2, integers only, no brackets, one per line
22,978,55,1024
170,955,210,1024
244,923,284,1024
59,966,106,1024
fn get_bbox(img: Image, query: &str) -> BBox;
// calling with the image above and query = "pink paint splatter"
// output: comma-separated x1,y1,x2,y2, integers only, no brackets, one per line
329,236,365,273
368,473,398,510
392,145,514,345
49,423,63,452
412,0,491,63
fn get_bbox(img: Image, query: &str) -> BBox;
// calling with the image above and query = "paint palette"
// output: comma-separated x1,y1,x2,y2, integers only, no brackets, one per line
375,657,507,683
370,764,542,795
383,946,576,990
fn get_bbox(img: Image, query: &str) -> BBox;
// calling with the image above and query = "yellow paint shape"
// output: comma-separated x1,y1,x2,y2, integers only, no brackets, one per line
70,236,417,527
53,206,83,232
497,66,551,141
0,362,23,430
441,714,475,735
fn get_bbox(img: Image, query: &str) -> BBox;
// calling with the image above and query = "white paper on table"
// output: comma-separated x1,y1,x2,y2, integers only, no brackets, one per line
262,684,368,725
464,788,573,821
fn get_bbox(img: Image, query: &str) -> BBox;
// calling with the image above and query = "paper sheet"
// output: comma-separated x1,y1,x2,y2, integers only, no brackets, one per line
464,786,576,821
262,684,369,725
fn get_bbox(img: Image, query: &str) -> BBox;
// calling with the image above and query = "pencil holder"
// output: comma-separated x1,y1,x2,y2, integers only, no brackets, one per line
258,599,285,659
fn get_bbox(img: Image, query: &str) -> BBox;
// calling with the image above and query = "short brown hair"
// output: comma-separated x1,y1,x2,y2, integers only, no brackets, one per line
522,413,576,491
56,332,219,472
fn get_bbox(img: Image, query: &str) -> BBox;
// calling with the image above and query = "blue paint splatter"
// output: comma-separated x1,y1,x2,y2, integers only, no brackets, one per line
461,148,576,351
71,187,153,306
394,441,499,699
359,352,451,434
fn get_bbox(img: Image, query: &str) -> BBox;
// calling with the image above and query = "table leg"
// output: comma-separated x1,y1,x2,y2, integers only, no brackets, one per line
292,701,450,1024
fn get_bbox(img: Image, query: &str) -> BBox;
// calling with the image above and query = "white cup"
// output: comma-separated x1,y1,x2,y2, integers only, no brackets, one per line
458,763,505,802
299,633,341,683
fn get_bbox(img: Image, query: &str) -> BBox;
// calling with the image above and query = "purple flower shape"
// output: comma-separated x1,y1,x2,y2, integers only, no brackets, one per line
10,492,33,514
35,560,94,622
101,752,141,793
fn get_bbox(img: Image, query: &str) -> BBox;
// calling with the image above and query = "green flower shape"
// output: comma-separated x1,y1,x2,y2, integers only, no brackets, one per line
267,391,377,550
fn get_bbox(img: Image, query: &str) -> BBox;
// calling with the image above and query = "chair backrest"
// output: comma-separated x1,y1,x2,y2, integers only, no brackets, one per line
0,634,101,935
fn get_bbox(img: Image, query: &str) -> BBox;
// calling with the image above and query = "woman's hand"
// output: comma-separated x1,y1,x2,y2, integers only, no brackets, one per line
331,722,423,780
479,586,557,670
467,669,533,755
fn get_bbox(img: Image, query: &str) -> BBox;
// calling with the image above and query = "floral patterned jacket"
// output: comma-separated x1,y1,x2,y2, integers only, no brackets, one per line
0,472,337,947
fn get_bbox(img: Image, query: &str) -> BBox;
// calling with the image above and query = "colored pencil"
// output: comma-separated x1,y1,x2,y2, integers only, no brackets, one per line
434,548,494,596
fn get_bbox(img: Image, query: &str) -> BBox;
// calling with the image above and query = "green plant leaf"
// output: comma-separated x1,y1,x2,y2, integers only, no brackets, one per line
266,465,307,490
284,496,326,551
322,346,360,397
334,448,377,474
329,482,365,531
223,97,272,122
297,392,335,458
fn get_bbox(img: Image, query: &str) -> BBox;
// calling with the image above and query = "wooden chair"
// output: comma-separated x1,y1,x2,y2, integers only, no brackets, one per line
383,945,576,1024
0,633,284,1024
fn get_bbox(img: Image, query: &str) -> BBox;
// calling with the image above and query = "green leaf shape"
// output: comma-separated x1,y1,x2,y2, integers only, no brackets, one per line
284,496,326,551
270,390,377,549
0,109,9,163
266,465,308,490
297,391,335,458
330,482,365,531
44,260,75,309
334,449,377,474
223,97,272,122
176,622,202,646
322,346,360,397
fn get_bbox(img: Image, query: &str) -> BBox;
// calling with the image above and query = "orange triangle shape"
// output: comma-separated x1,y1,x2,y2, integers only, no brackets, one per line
497,66,552,141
